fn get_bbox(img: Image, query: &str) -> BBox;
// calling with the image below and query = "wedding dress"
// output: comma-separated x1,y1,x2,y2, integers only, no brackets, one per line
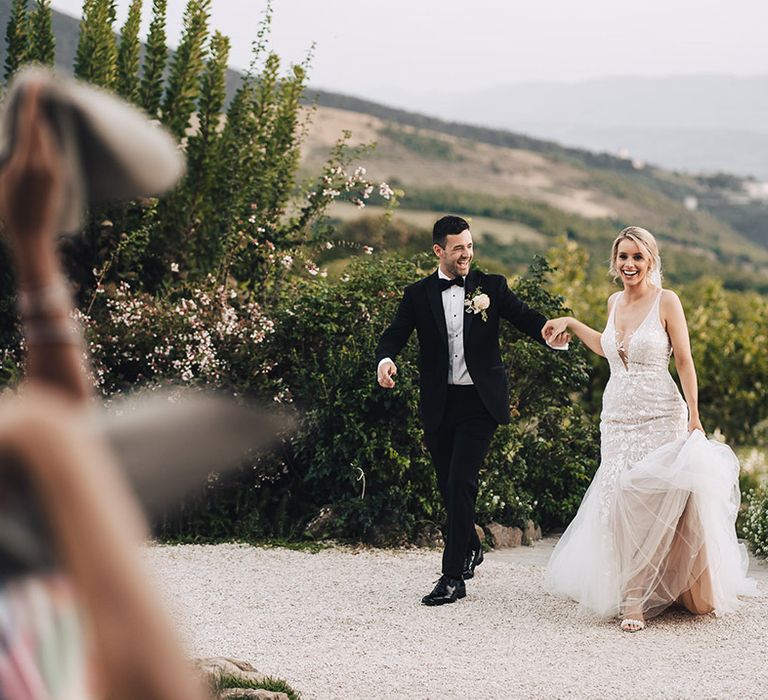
546,289,757,618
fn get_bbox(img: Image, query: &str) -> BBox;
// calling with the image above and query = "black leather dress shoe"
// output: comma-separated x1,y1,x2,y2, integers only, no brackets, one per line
421,575,466,606
462,547,484,580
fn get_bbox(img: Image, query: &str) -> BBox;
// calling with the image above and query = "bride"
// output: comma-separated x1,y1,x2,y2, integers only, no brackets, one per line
542,226,757,632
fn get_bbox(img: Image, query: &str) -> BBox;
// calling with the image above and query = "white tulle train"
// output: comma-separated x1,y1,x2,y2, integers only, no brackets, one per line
547,431,757,618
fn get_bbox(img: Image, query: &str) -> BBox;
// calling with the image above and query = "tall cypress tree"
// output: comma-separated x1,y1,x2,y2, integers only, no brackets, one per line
160,0,211,139
74,0,94,79
116,0,142,103
4,0,29,81
140,0,167,117
75,0,117,88
27,0,55,66
181,30,230,266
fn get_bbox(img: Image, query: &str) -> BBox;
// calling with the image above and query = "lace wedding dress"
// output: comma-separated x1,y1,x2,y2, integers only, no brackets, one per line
547,289,757,618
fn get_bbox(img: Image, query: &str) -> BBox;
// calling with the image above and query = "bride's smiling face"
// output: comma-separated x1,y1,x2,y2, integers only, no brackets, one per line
615,239,652,288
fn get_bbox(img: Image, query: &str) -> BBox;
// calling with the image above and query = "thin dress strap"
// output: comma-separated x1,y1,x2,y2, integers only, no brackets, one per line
651,288,664,329
608,292,623,326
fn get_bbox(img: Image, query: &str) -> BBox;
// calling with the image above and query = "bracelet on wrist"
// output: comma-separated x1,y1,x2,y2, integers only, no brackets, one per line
23,318,82,346
17,279,73,318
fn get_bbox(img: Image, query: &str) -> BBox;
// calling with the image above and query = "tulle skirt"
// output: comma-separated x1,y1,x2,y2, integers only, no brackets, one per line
546,431,758,619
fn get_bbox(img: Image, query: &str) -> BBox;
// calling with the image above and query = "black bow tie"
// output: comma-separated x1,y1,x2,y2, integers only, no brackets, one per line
439,276,465,292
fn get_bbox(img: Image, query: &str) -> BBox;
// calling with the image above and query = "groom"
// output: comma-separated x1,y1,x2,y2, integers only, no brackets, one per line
376,215,567,605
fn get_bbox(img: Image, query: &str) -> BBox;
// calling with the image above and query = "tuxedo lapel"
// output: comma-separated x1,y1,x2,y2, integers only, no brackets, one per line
426,272,448,346
462,269,476,343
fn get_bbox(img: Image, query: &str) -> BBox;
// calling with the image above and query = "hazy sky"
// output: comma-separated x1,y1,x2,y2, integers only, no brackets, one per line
50,0,768,104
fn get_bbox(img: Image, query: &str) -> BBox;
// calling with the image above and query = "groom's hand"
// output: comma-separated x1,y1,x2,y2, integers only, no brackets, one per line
377,360,397,389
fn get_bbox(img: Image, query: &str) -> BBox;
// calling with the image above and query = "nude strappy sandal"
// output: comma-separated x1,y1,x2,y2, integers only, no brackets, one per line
620,618,646,632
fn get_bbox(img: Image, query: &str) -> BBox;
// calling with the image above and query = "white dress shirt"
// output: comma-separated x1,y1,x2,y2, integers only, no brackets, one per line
438,268,473,385
377,268,473,385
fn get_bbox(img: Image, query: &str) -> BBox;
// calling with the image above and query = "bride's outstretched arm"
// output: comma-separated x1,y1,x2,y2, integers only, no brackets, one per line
661,290,703,432
542,316,605,357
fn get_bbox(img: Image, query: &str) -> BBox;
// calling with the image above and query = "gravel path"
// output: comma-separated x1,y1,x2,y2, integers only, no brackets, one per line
146,540,768,699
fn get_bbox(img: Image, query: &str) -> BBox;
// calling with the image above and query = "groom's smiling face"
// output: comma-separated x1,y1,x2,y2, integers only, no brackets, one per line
435,228,473,279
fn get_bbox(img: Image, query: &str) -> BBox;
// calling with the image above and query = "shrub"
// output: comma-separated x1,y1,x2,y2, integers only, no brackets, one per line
243,255,599,541
479,257,599,530
80,279,275,395
743,488,768,557
260,254,438,541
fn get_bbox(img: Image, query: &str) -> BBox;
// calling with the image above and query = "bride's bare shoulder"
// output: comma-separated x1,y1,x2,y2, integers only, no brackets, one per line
606,290,621,313
659,289,687,327
660,288,683,307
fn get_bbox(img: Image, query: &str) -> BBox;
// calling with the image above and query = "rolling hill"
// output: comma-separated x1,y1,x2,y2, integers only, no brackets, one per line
300,104,768,288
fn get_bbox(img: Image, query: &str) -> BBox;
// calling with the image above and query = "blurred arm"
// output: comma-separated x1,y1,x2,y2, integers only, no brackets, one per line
0,84,91,402
0,394,209,700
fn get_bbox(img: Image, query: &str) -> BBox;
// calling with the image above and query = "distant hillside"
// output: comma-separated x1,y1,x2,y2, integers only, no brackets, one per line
376,75,768,180
302,89,768,251
301,104,768,266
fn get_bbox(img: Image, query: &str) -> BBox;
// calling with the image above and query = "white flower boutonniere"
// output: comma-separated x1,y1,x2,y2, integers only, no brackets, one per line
465,287,491,322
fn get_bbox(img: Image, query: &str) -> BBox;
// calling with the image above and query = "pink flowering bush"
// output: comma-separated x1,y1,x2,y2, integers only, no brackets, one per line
80,279,276,396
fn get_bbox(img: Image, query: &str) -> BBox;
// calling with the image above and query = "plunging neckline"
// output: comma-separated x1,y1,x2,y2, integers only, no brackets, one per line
612,289,661,370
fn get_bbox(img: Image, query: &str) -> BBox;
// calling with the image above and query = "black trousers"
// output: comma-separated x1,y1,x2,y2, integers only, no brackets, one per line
423,385,497,579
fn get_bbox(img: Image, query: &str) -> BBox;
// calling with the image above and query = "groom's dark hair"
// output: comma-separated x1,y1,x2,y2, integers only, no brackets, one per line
433,215,470,248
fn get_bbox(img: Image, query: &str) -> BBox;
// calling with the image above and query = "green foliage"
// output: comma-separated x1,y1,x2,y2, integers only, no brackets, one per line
205,47,303,282
82,279,274,395
26,0,55,66
140,254,598,543
244,255,596,540
684,279,768,444
139,0,167,116
211,672,301,700
743,488,768,557
51,1,365,303
259,255,437,541
115,0,142,103
482,257,599,528
74,0,117,88
159,29,229,269
4,0,29,80
160,0,210,139
0,342,22,386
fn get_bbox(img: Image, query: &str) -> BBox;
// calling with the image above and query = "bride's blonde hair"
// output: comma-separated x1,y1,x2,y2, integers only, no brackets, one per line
609,226,662,286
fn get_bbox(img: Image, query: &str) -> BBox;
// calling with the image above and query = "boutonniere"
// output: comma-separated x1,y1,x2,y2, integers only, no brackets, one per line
465,287,491,322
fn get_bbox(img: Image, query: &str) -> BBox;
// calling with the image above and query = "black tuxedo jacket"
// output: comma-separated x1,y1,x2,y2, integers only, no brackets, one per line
375,269,548,432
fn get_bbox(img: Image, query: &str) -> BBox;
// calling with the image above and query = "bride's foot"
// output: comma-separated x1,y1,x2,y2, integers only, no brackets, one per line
620,616,646,632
